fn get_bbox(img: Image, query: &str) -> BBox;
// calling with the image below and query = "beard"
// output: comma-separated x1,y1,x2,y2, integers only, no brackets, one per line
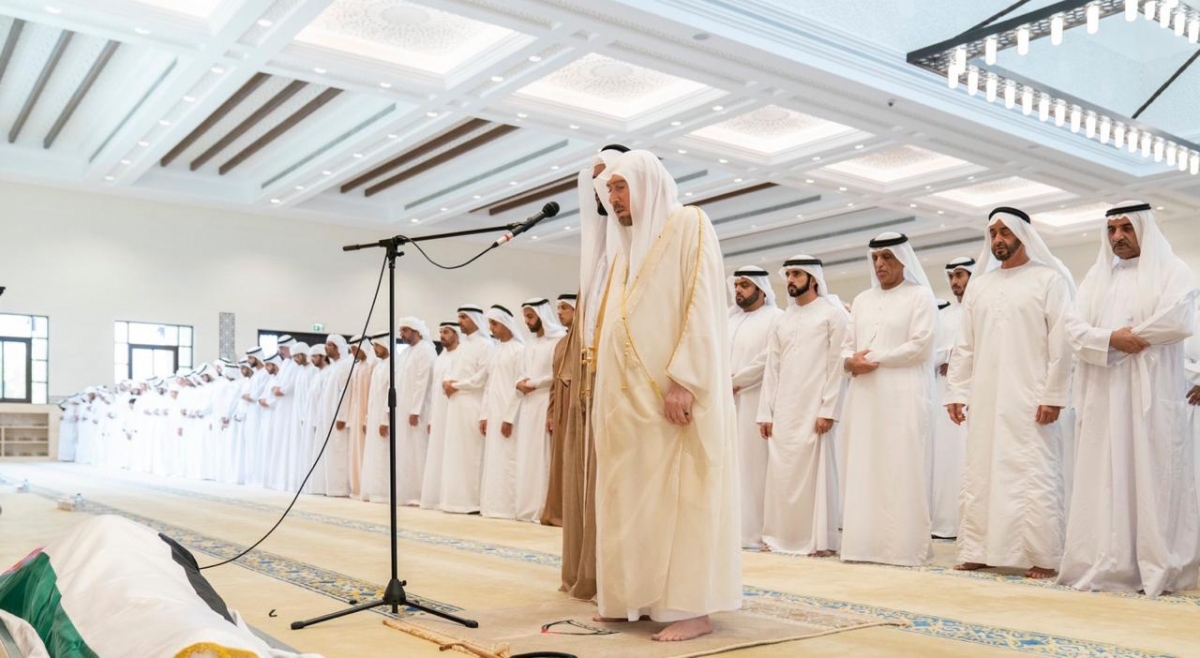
595,194,607,217
992,236,1021,261
735,290,760,309
528,319,543,334
787,279,811,298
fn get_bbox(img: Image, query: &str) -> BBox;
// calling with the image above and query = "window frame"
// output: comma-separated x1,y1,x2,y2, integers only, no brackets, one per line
115,320,194,382
0,313,49,404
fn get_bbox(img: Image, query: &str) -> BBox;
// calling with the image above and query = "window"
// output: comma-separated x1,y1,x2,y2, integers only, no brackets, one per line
0,313,49,404
115,321,193,382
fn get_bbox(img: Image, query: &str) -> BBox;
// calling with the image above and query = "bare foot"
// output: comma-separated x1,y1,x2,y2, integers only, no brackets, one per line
651,616,712,642
954,562,989,571
808,550,836,558
1025,566,1057,579
759,545,772,553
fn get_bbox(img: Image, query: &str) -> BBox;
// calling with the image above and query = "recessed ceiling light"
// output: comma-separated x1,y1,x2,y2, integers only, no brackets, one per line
940,223,946,228
1082,233,1088,237
321,170,332,175
270,198,280,204
564,226,573,230
490,75,504,83
838,186,847,192
473,194,482,199
804,179,814,184
257,18,273,27
909,203,917,208
734,177,743,182
45,5,61,14
677,149,687,154
104,175,115,181
182,95,196,103
925,185,932,190
158,119,171,126
967,176,975,181
569,124,580,130
937,210,945,215
119,159,131,165
854,144,864,150
352,152,363,158
440,207,449,212
712,105,724,111
387,133,398,139
210,66,224,74
685,192,694,196
137,140,150,147
134,27,150,35
510,181,519,186
1156,205,1165,210
670,120,682,126
847,202,854,207
410,218,420,223
550,165,559,170
294,185,305,191
751,224,758,228
795,214,804,219
718,158,728,164
379,82,392,89
812,156,821,161
517,112,528,118
527,54,544,63
532,235,539,240
313,67,327,74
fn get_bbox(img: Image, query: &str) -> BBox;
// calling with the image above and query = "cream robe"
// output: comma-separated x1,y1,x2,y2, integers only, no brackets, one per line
479,339,526,520
756,298,846,554
242,368,270,486
302,364,331,494
421,348,458,509
210,381,239,483
931,301,966,538
1060,259,1199,595
286,364,315,491
361,353,395,504
1186,330,1200,512
439,333,494,513
264,361,301,490
946,263,1072,568
314,355,354,497
513,332,562,522
346,354,376,499
226,380,252,484
839,282,936,566
397,341,436,506
253,372,279,486
729,303,783,548
594,206,741,622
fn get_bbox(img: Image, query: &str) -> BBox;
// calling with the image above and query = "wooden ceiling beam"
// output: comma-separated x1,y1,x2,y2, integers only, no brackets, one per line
189,78,306,171
217,87,342,175
8,30,72,144
693,181,778,206
44,40,119,149
160,72,269,167
340,118,491,193
363,124,518,198
487,175,577,215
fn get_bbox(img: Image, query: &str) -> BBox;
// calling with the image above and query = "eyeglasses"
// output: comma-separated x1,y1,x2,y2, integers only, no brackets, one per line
540,619,619,636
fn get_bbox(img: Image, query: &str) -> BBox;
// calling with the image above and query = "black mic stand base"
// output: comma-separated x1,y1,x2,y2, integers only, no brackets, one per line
290,577,479,630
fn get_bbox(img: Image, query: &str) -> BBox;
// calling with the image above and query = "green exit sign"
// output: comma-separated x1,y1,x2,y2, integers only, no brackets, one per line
312,323,325,332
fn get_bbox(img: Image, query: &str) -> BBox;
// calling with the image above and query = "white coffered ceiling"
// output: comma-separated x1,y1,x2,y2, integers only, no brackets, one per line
2,0,1200,281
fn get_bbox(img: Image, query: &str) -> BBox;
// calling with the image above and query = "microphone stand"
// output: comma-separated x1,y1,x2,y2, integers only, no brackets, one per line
291,222,522,631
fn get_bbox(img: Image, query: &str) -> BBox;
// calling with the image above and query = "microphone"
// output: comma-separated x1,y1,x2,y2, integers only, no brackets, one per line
492,201,560,247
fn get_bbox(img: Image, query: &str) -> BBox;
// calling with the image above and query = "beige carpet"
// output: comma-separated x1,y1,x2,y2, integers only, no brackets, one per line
387,598,904,658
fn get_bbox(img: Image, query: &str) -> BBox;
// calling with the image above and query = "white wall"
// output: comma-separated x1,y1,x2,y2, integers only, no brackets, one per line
0,182,578,398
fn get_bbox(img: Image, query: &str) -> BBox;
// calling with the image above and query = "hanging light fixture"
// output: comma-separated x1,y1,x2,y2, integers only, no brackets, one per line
1178,146,1190,171
1142,133,1153,158
1085,112,1097,138
1005,81,1016,108
1159,1,1172,27
1070,106,1082,133
1145,0,1157,20
1174,10,1186,35
967,67,979,95
1126,0,1139,21
1154,137,1165,162
986,74,998,102
1022,87,1034,115
1038,94,1051,121
1017,26,1030,54
985,36,997,64
1051,14,1065,44
1128,128,1140,153
1054,102,1066,127
1114,123,1126,148
1190,18,1199,43
1190,153,1199,175
1099,118,1112,144
1087,4,1101,33
1167,141,1178,165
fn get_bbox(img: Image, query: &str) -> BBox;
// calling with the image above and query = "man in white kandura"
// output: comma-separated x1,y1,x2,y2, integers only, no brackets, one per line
727,265,783,549
839,232,937,567
361,333,395,504
1060,201,1199,596
592,149,740,642
421,322,460,510
945,207,1074,579
317,334,355,497
930,257,973,539
440,305,494,514
396,318,435,506
513,298,567,522
479,305,527,520
757,255,847,557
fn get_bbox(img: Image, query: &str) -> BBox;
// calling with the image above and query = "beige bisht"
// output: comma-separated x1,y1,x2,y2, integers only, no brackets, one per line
592,150,741,622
